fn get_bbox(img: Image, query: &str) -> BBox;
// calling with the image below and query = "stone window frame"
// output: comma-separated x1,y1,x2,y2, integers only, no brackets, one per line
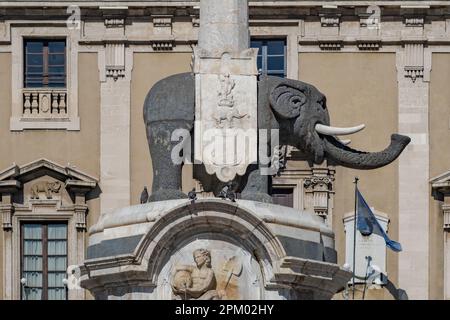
10,23,80,131
270,180,302,210
0,159,98,300
12,212,76,300
249,24,300,80
250,38,287,77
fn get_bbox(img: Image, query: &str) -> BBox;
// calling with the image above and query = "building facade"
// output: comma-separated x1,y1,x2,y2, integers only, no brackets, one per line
0,0,449,300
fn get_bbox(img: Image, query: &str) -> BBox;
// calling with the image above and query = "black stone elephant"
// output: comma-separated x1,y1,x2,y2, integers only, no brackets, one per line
143,73,410,202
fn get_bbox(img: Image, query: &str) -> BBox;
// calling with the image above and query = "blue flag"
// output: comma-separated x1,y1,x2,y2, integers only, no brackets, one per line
356,189,402,252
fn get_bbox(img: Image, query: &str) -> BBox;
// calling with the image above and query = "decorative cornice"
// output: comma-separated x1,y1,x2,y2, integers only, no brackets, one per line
151,40,174,51
152,15,172,28
320,15,340,27
404,16,425,27
357,41,381,50
319,41,342,51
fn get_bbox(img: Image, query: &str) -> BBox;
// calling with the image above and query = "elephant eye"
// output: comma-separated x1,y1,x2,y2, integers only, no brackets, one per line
318,97,326,109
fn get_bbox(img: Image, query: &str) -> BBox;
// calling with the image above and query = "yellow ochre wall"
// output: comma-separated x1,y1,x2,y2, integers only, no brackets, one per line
299,52,399,299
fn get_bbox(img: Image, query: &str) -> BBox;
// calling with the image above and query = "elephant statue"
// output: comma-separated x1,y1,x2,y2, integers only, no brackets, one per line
143,73,411,203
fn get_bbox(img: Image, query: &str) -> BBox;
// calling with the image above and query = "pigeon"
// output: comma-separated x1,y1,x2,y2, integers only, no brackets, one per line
218,185,229,199
219,183,236,202
188,188,197,204
140,186,149,204
226,188,236,202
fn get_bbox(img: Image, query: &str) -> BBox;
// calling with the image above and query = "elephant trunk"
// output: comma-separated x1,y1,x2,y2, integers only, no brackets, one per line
323,134,411,170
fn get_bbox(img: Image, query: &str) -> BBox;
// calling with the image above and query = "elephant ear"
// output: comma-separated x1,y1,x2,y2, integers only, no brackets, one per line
269,82,308,119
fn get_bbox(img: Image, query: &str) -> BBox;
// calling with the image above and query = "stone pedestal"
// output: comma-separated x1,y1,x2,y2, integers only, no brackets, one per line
80,199,351,300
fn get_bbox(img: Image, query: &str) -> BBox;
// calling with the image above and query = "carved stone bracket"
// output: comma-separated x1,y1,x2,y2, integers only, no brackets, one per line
320,15,340,27
304,173,335,219
405,17,424,27
319,41,342,51
357,41,381,51
0,180,20,230
151,40,174,51
101,6,127,30
105,18,125,28
105,43,126,80
152,15,173,36
404,43,425,82
1,204,14,230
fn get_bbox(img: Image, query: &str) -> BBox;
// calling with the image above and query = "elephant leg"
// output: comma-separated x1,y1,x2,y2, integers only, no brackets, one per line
146,120,192,202
241,165,273,203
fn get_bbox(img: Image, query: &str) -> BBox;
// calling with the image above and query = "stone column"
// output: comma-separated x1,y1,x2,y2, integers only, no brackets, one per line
396,44,431,299
193,0,258,182
98,44,133,213
198,0,249,55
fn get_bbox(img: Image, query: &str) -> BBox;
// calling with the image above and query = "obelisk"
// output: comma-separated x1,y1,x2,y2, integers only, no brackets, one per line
193,0,259,182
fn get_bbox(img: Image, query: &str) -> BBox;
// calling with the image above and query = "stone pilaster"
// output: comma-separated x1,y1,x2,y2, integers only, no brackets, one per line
396,45,431,299
99,45,133,214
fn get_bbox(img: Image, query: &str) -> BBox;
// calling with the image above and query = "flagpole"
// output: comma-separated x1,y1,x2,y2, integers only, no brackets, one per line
352,177,359,300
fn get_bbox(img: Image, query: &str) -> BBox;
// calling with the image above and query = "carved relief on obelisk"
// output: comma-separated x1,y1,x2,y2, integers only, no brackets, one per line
193,0,258,182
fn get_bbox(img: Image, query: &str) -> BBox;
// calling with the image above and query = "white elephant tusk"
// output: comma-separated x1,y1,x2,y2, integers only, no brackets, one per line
339,139,351,145
315,123,365,136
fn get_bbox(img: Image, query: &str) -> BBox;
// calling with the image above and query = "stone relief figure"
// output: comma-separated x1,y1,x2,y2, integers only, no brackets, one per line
30,181,62,199
214,73,247,128
171,249,220,300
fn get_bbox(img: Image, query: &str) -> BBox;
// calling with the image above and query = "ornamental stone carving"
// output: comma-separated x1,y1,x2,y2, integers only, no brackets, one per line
171,249,221,300
30,181,62,199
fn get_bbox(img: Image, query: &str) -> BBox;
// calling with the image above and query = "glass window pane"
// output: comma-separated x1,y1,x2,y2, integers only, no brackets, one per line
48,41,65,53
48,256,67,272
267,40,285,55
250,40,263,50
23,271,43,287
48,66,65,75
48,224,67,239
48,272,66,287
26,54,43,66
23,224,42,239
267,56,285,72
24,287,43,300
26,41,43,54
48,240,67,255
25,81,44,88
23,256,43,271
23,240,43,255
48,287,66,300
26,66,43,74
48,82,66,88
48,54,65,66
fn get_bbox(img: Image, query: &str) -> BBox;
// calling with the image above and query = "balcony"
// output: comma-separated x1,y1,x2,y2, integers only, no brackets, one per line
22,89,68,119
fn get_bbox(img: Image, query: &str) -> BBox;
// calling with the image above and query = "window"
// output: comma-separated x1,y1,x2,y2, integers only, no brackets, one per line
24,39,66,88
271,187,294,208
251,39,286,77
21,223,68,300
